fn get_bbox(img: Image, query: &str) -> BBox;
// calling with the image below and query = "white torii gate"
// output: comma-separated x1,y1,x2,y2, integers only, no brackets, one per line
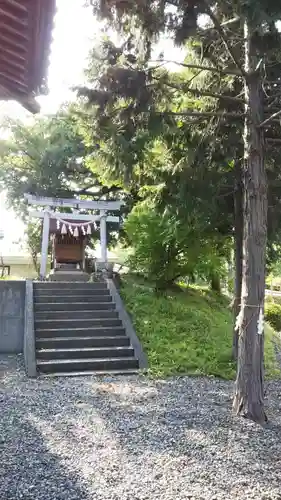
24,194,123,279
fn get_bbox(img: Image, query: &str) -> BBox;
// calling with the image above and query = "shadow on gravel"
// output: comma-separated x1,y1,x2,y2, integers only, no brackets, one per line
1,356,281,499
20,375,280,498
76,378,281,496
0,411,91,500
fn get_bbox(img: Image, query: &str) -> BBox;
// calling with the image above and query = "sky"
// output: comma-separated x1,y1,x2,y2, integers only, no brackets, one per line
0,0,184,256
0,0,97,254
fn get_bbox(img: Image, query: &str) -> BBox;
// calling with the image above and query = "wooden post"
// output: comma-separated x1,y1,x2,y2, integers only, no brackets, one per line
100,210,107,263
40,210,50,279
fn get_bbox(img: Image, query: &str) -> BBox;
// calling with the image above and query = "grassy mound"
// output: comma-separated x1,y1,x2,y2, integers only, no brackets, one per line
121,277,281,379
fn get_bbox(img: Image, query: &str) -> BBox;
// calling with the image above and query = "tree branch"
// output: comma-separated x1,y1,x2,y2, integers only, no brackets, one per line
152,60,241,76
202,2,245,77
200,16,241,32
265,137,281,144
75,184,122,196
155,77,244,103
75,184,99,195
264,106,281,113
264,94,281,110
264,80,281,85
218,16,241,28
166,0,240,29
265,92,281,100
157,111,245,119
259,109,281,128
99,185,122,195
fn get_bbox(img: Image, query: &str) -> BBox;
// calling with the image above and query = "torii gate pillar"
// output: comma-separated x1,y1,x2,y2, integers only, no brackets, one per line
40,210,50,279
100,210,107,263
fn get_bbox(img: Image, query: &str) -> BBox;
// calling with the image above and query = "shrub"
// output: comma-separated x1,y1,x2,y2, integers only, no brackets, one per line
266,295,281,306
125,201,231,290
265,302,281,331
125,202,199,288
266,275,281,291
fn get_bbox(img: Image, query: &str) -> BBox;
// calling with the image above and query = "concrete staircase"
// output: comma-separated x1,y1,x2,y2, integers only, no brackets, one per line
33,281,140,376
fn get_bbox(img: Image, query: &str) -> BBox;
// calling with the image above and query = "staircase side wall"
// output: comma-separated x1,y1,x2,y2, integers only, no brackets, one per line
106,279,148,369
0,281,25,353
23,280,37,377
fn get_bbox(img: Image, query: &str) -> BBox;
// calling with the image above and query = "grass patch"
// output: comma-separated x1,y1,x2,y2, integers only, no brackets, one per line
121,276,281,379
264,324,281,379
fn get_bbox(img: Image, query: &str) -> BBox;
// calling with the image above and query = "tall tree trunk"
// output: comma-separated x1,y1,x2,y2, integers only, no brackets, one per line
233,20,267,424
233,161,243,360
210,272,221,293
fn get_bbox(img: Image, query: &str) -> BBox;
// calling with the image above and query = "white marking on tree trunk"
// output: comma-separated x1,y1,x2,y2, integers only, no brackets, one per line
235,308,243,331
257,307,264,335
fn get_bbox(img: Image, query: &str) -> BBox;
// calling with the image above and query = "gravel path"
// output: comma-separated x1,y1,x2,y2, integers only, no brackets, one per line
1,355,281,500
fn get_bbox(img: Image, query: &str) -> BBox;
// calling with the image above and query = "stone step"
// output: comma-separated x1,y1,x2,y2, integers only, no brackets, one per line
36,326,126,338
54,264,80,270
49,272,90,282
37,357,139,373
34,295,112,303
42,369,139,378
34,288,110,297
36,335,130,349
34,282,107,290
35,310,119,320
36,346,134,360
35,318,122,329
35,302,115,312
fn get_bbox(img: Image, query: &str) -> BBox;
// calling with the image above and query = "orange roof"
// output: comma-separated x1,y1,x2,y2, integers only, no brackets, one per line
0,0,56,112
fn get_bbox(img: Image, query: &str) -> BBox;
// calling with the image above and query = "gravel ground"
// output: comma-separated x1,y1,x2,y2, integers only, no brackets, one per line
1,355,281,500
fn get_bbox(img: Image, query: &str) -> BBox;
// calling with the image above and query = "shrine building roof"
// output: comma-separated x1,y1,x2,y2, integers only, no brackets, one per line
0,0,56,112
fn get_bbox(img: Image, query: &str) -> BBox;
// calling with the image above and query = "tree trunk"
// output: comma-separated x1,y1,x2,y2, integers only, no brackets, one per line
31,253,40,277
233,20,267,424
233,161,243,360
210,273,221,293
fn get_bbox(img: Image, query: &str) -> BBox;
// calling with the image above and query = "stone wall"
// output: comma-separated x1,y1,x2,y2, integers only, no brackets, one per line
0,281,25,353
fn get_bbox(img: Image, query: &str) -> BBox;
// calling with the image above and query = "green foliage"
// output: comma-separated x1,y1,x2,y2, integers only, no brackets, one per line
90,0,281,43
25,221,42,275
267,255,281,280
121,276,280,378
264,323,281,380
266,276,281,291
266,295,281,306
125,200,231,289
265,302,281,331
79,1,281,261
125,201,195,287
0,107,130,251
0,109,109,220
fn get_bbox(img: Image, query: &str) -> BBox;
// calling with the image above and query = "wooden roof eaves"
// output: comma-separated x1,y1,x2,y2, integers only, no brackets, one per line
0,5,28,28
3,0,28,14
27,0,56,95
0,0,56,113
0,80,40,113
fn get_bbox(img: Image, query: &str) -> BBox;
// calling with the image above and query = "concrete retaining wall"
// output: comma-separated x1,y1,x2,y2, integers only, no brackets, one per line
0,281,25,353
106,278,148,369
